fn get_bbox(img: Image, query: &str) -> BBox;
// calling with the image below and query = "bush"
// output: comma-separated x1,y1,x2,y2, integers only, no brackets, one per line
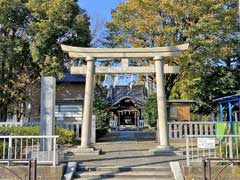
96,128,108,139
93,94,111,129
55,127,75,144
0,126,75,145
143,93,158,127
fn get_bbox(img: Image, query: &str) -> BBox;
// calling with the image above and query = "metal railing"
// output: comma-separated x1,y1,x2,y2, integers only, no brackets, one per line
138,119,145,129
186,135,240,166
109,119,145,130
0,120,217,140
0,136,58,166
202,158,240,180
168,121,215,138
0,159,37,180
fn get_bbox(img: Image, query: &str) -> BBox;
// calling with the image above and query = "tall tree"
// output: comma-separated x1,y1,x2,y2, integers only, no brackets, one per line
0,0,91,121
106,0,239,114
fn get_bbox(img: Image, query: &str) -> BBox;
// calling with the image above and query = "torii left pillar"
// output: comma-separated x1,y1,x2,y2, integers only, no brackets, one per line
81,56,94,147
79,57,100,154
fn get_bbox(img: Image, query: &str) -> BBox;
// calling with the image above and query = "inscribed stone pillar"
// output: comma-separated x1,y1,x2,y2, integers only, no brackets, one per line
40,76,56,150
154,56,169,148
91,115,96,145
81,57,95,148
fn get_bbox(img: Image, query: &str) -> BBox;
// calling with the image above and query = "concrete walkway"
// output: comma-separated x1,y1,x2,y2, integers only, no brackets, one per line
64,129,186,168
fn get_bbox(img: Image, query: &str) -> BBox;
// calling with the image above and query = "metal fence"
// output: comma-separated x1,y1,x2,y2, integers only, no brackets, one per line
186,135,240,166
0,136,58,166
0,120,217,141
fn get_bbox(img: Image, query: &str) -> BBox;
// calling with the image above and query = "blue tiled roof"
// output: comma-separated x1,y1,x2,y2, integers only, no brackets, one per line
106,85,147,105
57,70,85,83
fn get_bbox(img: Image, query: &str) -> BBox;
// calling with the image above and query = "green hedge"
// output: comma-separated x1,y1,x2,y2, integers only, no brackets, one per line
0,126,75,144
96,128,108,139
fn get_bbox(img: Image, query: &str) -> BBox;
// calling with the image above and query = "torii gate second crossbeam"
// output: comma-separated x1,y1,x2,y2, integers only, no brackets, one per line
61,44,189,154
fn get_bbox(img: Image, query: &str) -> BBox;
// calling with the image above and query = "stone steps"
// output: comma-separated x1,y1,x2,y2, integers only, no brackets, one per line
74,177,174,180
184,175,240,180
73,166,175,180
77,166,171,172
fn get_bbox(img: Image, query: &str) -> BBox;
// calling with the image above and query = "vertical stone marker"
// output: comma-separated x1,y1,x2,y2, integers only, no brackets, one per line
91,115,96,145
40,76,56,150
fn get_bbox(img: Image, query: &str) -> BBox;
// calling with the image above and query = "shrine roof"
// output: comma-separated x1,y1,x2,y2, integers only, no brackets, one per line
106,85,146,106
57,70,85,83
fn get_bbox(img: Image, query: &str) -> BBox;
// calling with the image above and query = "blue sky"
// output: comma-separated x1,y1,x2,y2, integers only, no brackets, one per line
77,0,122,30
77,1,136,86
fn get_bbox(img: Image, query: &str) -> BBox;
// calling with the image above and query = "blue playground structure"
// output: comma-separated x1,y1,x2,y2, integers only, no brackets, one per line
213,94,240,135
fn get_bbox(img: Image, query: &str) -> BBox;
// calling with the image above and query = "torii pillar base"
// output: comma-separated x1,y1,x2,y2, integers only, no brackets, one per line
72,147,100,156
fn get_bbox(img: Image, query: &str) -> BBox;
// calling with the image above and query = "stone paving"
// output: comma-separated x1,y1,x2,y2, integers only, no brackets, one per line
64,128,187,168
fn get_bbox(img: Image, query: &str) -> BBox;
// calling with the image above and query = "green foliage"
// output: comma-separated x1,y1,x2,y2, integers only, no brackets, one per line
93,94,111,130
216,139,240,158
55,127,75,144
0,0,91,120
190,113,212,122
0,126,39,136
193,66,239,115
0,142,8,159
0,126,75,144
143,93,158,127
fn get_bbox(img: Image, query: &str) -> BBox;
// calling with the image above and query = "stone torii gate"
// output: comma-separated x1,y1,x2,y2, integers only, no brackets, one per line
61,44,189,154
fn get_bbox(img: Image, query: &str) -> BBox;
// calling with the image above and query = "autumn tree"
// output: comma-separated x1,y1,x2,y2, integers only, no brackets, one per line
106,0,240,114
0,0,91,121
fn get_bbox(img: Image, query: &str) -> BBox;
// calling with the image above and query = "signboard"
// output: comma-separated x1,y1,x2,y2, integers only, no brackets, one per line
197,138,215,149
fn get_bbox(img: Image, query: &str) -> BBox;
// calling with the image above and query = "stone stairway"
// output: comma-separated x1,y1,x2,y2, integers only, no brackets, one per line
73,165,175,180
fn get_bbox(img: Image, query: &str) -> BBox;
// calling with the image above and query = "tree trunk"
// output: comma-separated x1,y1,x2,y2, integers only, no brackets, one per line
0,106,7,122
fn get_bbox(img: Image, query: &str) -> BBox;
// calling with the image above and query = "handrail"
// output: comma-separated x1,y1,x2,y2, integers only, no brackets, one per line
0,135,59,138
0,136,58,166
203,158,240,180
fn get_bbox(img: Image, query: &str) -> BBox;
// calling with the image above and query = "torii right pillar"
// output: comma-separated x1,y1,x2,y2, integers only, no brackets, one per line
150,56,172,155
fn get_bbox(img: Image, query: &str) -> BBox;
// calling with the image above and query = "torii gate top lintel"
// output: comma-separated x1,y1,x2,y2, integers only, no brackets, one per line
61,43,189,59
